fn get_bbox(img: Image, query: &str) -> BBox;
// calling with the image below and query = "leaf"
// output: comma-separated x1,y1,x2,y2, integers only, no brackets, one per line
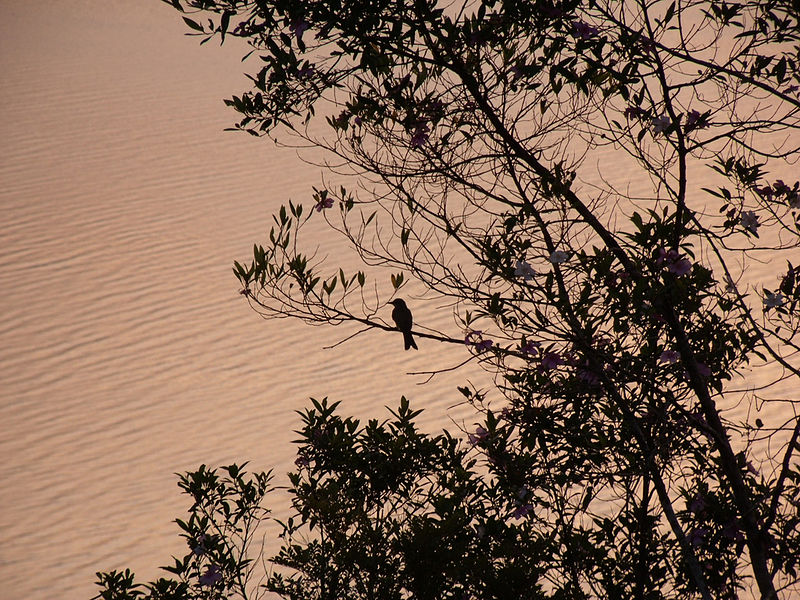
220,11,231,43
774,56,787,83
663,1,676,26
182,17,204,32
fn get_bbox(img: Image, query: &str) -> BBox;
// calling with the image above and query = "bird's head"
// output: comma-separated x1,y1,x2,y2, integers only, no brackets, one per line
389,298,407,308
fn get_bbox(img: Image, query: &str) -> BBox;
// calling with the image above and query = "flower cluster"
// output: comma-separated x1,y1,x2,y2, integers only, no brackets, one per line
764,290,786,309
655,247,692,276
297,63,314,78
572,20,599,39
758,179,800,209
199,564,222,587
739,210,759,234
315,196,333,212
659,349,680,364
514,259,536,281
624,106,647,119
684,109,709,132
540,351,564,370
651,114,672,134
623,108,709,135
465,330,494,352
410,121,430,148
468,425,489,446
289,18,309,43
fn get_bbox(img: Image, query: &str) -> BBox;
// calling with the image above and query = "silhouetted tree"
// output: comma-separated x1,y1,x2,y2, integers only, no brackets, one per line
96,1,800,598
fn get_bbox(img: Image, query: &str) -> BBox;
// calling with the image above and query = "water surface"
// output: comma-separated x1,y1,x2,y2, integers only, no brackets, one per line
0,3,796,599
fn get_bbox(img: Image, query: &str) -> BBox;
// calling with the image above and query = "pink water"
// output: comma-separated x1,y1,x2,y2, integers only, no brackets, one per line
0,2,796,599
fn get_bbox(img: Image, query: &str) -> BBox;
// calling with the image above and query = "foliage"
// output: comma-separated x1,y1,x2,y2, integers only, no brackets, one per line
96,0,800,598
94,465,272,600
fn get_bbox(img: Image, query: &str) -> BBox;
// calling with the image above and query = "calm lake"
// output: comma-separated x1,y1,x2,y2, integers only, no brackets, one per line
0,2,795,599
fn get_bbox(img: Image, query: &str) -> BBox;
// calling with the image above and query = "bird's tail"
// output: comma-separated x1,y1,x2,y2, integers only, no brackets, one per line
403,330,418,351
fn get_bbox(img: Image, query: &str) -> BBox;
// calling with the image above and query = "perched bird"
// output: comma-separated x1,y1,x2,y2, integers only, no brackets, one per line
389,298,418,350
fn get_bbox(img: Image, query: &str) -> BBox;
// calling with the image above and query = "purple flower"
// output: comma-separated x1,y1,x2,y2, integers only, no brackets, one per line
687,526,708,547
199,564,222,586
659,350,680,364
758,185,774,201
764,290,785,309
668,258,692,276
541,5,564,18
740,210,759,234
289,19,310,43
465,330,482,345
624,106,647,119
512,503,534,519
722,522,744,541
651,114,671,133
656,247,692,275
572,20,599,39
514,259,536,281
747,460,759,475
315,196,333,212
297,64,314,78
465,330,493,351
655,247,678,265
548,250,569,264
541,352,564,370
475,339,494,351
410,121,430,148
295,454,310,468
774,179,791,195
520,340,540,355
192,534,208,556
688,494,707,515
468,426,489,446
684,109,708,132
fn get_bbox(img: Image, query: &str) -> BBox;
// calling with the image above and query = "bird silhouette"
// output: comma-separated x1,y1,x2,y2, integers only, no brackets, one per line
389,298,418,350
